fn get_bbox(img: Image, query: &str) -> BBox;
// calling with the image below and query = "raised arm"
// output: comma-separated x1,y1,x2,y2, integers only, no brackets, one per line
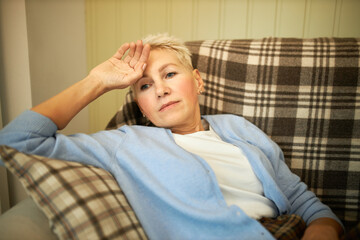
32,40,150,130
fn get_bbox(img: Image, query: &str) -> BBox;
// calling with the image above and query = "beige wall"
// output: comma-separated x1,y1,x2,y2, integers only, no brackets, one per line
86,0,360,133
26,0,89,136
0,0,88,208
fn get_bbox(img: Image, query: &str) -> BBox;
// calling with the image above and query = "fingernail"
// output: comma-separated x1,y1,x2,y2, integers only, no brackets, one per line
142,63,147,71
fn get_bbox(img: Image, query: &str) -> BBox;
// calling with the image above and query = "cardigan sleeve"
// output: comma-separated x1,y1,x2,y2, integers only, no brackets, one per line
0,110,123,170
205,114,342,227
233,115,342,226
254,131,340,225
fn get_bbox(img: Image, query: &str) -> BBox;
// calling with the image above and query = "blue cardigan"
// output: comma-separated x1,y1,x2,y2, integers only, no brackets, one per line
0,111,341,240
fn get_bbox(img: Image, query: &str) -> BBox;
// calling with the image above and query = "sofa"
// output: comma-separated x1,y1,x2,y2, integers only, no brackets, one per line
0,37,359,239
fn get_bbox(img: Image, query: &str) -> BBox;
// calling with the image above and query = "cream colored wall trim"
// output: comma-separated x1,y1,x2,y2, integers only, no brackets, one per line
0,102,9,214
26,0,89,136
86,0,360,132
0,167,10,214
0,0,32,209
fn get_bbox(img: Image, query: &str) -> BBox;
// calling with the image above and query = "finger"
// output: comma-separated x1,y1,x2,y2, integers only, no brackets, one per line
113,43,130,59
133,44,150,72
139,43,151,62
129,40,144,67
134,40,144,60
124,42,136,63
128,42,136,57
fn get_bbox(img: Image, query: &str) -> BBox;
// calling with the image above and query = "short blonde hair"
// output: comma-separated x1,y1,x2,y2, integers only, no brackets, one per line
142,33,193,71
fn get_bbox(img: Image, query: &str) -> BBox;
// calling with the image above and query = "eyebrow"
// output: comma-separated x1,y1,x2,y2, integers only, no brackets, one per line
159,63,178,72
142,63,179,78
135,63,181,87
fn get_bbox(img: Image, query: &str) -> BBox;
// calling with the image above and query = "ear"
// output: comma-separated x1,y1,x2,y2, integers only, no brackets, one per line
192,69,204,94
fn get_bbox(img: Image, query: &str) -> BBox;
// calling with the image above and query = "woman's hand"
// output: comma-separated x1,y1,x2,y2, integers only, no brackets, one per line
89,40,151,92
301,218,343,240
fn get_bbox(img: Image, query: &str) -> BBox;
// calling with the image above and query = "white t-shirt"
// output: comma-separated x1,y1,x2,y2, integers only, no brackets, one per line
173,127,277,219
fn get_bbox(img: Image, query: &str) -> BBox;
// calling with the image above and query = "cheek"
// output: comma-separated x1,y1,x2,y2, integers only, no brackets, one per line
137,95,153,116
177,78,198,100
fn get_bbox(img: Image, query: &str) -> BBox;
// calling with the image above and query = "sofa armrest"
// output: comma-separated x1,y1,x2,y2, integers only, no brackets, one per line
0,198,57,240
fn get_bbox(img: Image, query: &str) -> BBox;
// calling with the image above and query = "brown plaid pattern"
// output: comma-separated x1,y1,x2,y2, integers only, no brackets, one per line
259,214,306,240
0,145,147,240
107,37,360,231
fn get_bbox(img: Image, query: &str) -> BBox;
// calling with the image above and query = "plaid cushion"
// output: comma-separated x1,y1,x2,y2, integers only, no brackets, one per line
106,37,360,230
0,145,147,240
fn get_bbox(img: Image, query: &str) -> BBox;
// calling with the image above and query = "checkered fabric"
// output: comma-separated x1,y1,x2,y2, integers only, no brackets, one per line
107,37,360,231
0,145,147,240
259,214,306,240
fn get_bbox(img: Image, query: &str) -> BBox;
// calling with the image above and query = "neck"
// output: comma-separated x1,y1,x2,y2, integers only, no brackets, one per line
171,117,205,135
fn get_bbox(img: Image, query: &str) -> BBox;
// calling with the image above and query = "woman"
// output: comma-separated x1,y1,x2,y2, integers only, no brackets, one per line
0,34,343,239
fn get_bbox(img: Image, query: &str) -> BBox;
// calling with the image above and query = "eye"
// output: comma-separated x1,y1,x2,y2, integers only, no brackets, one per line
166,72,176,78
140,84,150,91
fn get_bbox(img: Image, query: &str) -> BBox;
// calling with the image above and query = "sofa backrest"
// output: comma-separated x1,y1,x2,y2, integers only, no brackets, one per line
106,37,360,229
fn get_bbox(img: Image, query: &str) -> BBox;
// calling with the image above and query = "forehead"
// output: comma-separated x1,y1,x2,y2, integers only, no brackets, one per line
147,49,183,68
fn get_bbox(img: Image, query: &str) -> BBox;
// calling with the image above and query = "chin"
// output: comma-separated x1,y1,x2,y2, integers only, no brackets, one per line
153,114,187,129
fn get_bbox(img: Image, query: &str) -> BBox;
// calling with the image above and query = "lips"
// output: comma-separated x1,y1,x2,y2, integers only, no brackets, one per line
159,101,180,112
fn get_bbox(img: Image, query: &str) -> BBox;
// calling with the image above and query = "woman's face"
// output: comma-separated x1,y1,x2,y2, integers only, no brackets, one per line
133,49,204,134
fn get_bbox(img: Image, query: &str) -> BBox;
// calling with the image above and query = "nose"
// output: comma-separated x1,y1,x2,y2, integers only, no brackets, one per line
155,81,170,98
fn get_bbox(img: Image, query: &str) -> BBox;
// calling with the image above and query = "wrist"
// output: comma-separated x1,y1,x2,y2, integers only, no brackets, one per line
83,74,108,96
